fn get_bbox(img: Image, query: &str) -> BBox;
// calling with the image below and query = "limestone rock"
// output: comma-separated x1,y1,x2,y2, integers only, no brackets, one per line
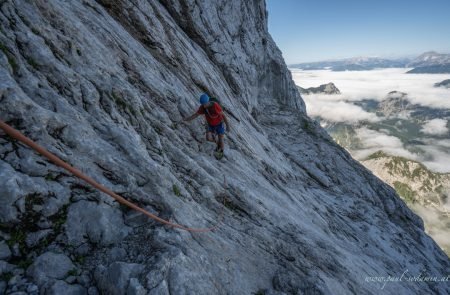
94,262,144,295
26,252,75,286
0,241,11,260
45,280,86,295
65,200,130,246
126,278,146,295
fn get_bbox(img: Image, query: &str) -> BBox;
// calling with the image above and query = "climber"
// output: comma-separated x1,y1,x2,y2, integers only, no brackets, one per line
183,93,230,157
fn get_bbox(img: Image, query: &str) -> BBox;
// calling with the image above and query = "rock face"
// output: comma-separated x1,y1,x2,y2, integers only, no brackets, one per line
26,252,75,285
0,241,11,260
65,200,131,246
0,1,449,295
94,262,144,295
297,82,341,95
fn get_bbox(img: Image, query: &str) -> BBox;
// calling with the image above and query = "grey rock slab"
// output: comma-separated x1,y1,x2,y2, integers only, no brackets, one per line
107,247,127,261
45,280,86,295
94,262,144,295
148,280,169,295
65,200,130,246
87,286,99,295
126,278,146,295
26,252,75,286
25,229,53,248
0,162,46,223
0,241,12,260
0,281,6,295
26,284,38,293
0,260,16,276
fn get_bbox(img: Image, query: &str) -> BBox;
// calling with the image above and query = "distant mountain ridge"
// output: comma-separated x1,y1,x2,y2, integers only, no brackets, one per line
406,52,450,73
290,56,408,71
408,51,450,67
290,51,450,73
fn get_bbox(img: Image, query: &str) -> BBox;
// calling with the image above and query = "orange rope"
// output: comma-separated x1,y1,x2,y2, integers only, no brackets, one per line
0,119,224,233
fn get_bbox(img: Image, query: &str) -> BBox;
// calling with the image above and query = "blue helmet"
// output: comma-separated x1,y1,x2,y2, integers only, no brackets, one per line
199,93,209,105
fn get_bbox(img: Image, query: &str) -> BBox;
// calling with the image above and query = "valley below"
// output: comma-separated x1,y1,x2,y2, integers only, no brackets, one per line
292,68,450,256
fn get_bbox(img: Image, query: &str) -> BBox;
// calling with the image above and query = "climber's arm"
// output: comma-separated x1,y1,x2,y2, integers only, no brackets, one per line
183,112,201,122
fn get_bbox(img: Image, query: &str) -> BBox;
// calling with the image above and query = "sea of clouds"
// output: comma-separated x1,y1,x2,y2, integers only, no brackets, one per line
290,68,450,173
421,118,449,135
291,68,450,255
291,68,450,107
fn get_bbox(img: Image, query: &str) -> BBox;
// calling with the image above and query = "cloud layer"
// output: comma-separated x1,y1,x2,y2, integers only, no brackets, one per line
421,119,449,135
304,99,380,123
418,144,450,173
352,131,450,173
410,204,450,255
352,128,418,160
291,68,450,109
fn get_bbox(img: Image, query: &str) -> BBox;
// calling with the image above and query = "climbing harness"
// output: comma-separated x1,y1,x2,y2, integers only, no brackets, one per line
0,119,225,233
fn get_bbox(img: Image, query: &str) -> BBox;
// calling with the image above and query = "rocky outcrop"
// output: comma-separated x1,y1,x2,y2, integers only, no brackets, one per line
297,82,341,95
65,200,131,246
0,1,448,295
94,262,144,295
362,151,450,255
362,151,450,208
435,79,450,88
0,242,11,261
26,252,74,284
377,91,412,117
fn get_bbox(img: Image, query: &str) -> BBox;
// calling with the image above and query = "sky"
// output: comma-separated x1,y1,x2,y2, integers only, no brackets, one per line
266,0,450,64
